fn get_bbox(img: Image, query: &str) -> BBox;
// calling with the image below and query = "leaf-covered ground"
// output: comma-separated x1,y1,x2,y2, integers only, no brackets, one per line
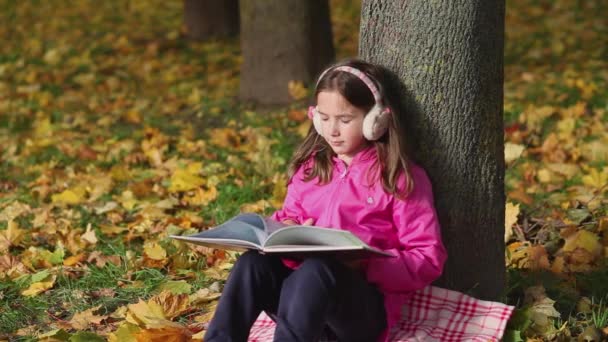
0,0,607,341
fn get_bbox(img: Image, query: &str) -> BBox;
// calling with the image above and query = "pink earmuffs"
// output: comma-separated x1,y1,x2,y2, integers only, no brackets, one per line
308,66,391,141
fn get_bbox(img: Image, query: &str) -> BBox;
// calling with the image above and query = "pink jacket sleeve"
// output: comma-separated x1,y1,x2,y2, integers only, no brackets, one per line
270,166,307,224
366,166,447,292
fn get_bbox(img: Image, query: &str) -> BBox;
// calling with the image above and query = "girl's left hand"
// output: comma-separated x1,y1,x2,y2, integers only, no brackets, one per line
282,218,315,226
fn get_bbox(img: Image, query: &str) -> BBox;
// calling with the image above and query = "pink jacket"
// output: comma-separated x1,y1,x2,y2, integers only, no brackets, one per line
271,146,447,341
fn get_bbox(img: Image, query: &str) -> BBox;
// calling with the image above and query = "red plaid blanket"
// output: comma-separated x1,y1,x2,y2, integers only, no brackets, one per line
248,286,514,342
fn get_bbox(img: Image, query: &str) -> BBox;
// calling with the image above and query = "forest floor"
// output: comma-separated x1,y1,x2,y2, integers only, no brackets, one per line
0,0,607,341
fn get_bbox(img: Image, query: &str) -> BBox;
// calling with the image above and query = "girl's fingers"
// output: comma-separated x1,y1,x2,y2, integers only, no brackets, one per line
302,218,314,225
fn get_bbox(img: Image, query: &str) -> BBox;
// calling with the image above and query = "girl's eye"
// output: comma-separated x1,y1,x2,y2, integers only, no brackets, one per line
341,119,352,124
320,117,329,121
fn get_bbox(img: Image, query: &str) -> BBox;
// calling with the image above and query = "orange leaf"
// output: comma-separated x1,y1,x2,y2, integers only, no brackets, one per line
135,326,191,342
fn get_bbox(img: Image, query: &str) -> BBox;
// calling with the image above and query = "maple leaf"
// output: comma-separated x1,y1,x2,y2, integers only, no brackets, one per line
81,223,98,245
108,322,140,342
288,80,308,101
209,127,241,149
134,326,192,342
523,286,561,337
22,271,56,297
0,201,31,221
561,230,602,257
582,167,608,189
505,142,525,163
0,254,29,279
168,166,205,193
150,291,191,319
69,305,108,330
142,242,168,268
505,202,520,242
0,220,25,252
51,186,87,206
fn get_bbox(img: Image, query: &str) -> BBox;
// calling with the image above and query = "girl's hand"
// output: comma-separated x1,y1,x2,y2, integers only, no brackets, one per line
282,218,314,226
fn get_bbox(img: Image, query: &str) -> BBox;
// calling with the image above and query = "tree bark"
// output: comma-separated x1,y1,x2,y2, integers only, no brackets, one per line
239,0,335,105
183,0,239,40
360,0,506,300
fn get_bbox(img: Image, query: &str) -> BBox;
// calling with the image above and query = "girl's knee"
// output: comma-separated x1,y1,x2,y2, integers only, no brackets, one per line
233,250,283,273
235,250,264,265
297,257,339,277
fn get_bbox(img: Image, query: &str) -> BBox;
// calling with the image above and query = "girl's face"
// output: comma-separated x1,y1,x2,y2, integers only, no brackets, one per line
316,91,370,164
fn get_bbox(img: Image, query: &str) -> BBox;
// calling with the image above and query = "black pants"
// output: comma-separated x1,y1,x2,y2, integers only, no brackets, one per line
204,251,387,342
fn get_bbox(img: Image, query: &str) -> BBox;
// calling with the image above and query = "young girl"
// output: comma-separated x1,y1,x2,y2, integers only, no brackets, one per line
204,59,447,342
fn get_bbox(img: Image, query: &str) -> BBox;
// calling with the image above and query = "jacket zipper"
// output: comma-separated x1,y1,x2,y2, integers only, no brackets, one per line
325,161,349,226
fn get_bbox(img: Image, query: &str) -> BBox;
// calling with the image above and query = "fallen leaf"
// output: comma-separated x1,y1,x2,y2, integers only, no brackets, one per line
505,202,520,242
69,305,108,330
22,273,56,297
505,143,525,163
150,291,191,319
0,220,26,252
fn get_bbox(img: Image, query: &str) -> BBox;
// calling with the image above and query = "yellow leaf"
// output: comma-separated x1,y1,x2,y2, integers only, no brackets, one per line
556,117,575,140
546,163,580,178
63,253,86,266
187,88,202,106
51,186,87,206
182,186,217,206
134,326,191,342
43,48,61,65
240,199,272,214
505,143,525,163
126,300,167,326
0,220,25,252
69,305,107,330
150,291,190,319
110,165,132,181
108,322,141,342
87,175,113,202
288,80,308,101
537,168,554,183
209,128,241,149
22,274,56,297
295,121,311,138
168,168,205,193
562,230,602,257
582,167,608,189
37,328,71,341
124,109,142,124
505,202,520,243
143,242,168,268
117,190,139,211
581,140,608,163
144,242,167,260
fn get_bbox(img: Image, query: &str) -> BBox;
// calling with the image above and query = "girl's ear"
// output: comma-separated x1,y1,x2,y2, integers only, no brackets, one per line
362,105,391,140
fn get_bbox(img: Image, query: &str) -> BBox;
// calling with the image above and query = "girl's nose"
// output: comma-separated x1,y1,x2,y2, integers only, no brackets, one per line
329,120,340,136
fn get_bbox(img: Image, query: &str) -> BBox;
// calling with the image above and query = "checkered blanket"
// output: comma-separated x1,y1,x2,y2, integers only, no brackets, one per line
248,286,514,342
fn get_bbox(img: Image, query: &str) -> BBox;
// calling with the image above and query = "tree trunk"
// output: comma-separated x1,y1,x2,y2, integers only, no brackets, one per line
183,0,239,40
239,0,335,105
360,0,506,300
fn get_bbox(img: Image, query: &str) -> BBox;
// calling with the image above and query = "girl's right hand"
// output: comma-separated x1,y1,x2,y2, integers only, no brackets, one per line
282,218,314,226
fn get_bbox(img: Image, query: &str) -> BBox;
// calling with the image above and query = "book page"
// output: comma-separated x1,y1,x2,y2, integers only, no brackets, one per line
264,226,365,248
184,219,265,246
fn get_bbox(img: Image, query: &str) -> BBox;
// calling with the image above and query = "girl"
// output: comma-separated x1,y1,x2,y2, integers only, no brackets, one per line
204,60,447,342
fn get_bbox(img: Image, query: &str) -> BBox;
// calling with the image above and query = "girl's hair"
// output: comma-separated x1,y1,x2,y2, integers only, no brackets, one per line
287,59,414,198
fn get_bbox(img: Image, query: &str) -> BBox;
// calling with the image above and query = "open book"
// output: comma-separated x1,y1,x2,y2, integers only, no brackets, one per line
170,213,394,258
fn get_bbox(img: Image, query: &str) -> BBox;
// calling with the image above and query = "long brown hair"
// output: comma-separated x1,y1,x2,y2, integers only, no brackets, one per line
288,59,414,198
